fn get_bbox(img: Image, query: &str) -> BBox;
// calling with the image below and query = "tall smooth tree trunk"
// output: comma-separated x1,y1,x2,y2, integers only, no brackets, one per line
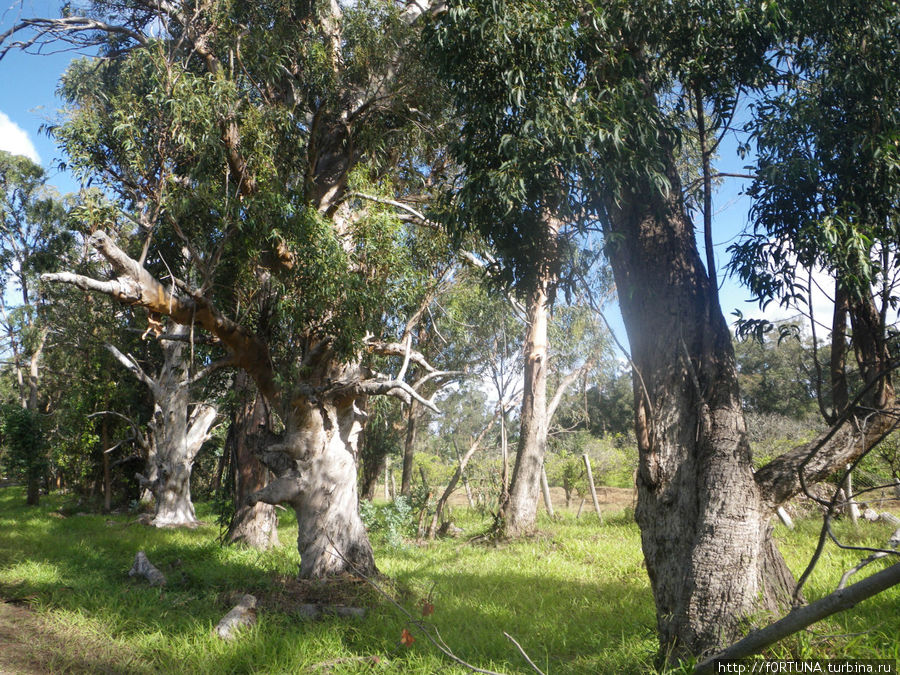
501,280,550,536
603,155,795,660
225,371,279,549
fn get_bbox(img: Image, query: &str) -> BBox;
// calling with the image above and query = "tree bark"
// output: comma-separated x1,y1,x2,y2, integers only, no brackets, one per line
602,153,795,660
400,400,418,497
829,283,850,418
359,450,385,501
102,417,112,512
250,378,376,578
501,278,551,536
224,371,279,549
116,325,218,527
605,141,900,662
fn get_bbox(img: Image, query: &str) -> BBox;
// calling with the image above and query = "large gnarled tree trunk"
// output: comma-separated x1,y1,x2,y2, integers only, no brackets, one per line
36,0,447,578
250,359,375,577
604,147,898,662
43,232,444,576
607,172,794,658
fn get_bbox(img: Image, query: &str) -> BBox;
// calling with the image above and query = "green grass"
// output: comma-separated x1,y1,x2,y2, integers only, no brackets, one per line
0,487,897,674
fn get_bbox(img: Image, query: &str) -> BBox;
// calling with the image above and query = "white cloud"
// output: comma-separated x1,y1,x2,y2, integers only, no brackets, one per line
0,111,41,164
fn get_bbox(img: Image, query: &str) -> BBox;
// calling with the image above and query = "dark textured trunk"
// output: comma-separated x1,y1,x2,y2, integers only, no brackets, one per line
250,361,375,578
400,400,418,497
501,281,550,536
359,450,386,501
25,476,40,506
830,284,850,418
102,418,111,512
847,290,894,409
603,153,794,661
225,372,279,549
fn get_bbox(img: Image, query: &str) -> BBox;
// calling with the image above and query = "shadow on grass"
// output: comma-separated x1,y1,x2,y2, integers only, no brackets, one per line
0,487,657,674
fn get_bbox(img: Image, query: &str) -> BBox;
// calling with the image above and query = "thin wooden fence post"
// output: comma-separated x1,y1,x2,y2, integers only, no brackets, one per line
582,453,603,524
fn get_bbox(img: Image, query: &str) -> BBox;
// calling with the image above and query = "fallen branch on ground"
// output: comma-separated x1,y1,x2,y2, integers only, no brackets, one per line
838,512,900,590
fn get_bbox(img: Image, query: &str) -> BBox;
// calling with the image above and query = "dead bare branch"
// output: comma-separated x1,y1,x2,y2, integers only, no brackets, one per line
364,337,438,373
0,17,148,61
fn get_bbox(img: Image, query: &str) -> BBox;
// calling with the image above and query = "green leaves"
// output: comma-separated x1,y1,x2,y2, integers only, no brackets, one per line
735,0,900,307
0,405,47,484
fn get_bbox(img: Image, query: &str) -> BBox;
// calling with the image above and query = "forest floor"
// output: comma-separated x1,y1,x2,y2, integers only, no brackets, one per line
0,485,898,674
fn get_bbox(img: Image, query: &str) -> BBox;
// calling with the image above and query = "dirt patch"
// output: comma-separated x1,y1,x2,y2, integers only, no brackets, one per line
0,602,45,675
446,485,636,513
0,600,141,674
258,573,382,617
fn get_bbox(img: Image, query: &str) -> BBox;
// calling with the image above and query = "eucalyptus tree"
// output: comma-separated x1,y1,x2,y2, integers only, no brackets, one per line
3,0,454,577
0,151,68,412
0,151,71,503
102,323,219,527
428,3,605,536
431,0,900,662
732,0,900,424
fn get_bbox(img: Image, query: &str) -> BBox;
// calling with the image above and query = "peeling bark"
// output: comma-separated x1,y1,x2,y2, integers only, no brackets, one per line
250,380,376,578
224,372,279,550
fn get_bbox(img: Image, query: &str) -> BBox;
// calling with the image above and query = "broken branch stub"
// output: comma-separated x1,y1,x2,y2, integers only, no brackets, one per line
128,551,166,586
215,594,258,640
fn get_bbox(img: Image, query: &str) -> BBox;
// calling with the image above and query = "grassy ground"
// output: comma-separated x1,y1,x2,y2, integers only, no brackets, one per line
0,487,897,674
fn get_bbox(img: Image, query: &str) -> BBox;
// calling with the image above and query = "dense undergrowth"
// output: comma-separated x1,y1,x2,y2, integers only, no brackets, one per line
0,487,897,674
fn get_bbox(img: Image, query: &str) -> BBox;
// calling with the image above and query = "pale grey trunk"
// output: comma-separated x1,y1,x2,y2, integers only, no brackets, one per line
148,387,217,527
501,281,550,536
125,326,218,527
251,376,375,577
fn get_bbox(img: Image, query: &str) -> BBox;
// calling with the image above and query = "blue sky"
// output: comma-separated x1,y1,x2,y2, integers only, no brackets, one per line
0,7,805,354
